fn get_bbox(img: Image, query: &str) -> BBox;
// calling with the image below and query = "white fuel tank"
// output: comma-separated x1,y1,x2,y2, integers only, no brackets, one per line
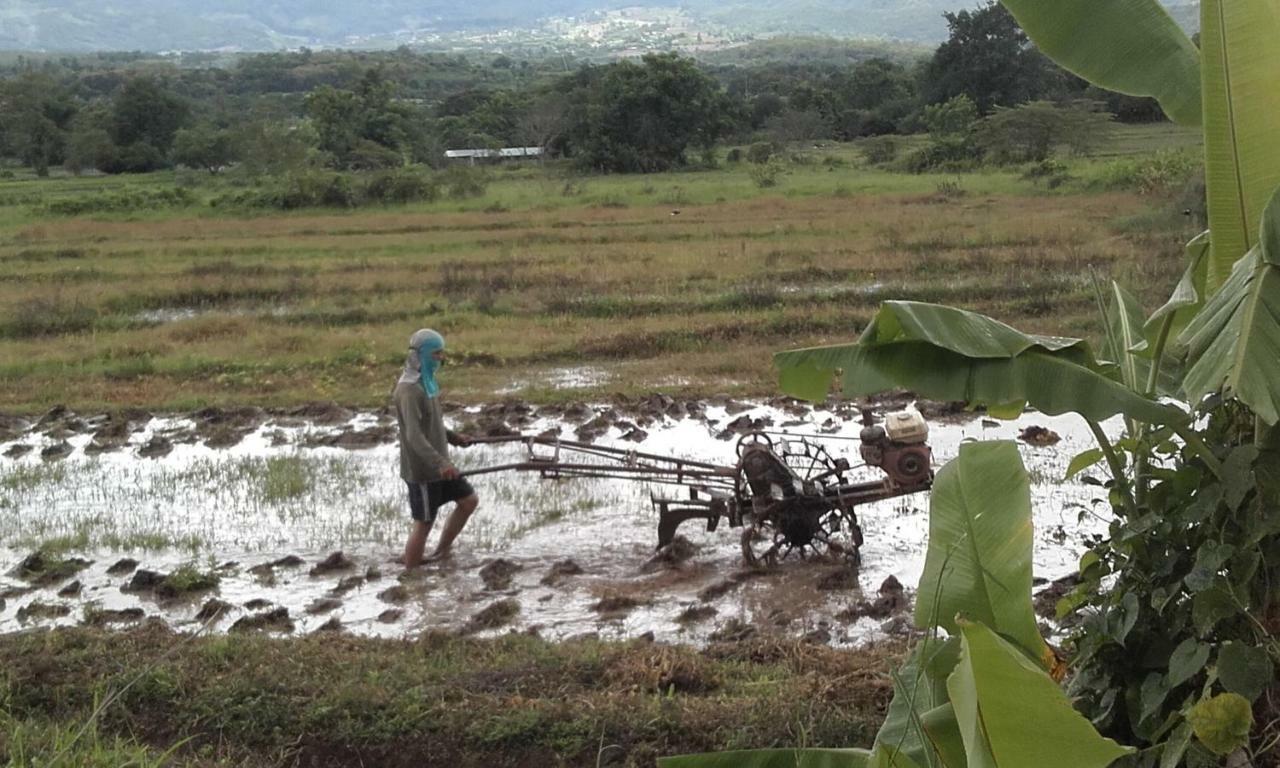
884,411,929,444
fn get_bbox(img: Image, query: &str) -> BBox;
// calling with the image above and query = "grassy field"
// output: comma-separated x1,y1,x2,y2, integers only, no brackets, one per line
0,625,900,767
0,124,1203,414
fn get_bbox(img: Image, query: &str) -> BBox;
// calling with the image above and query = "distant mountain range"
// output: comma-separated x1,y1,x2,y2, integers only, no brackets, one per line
0,0,1200,53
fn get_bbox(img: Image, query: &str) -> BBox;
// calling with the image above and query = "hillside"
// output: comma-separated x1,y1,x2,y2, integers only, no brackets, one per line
0,0,1200,53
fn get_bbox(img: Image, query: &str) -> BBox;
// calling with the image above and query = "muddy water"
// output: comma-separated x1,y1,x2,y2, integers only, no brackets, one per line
0,400,1115,645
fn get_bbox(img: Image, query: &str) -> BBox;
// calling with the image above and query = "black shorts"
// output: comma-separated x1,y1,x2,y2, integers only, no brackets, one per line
407,478,475,524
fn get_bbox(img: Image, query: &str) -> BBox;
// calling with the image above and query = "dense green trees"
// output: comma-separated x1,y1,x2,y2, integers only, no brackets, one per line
922,1,1052,113
0,20,1169,177
0,74,76,176
559,53,737,172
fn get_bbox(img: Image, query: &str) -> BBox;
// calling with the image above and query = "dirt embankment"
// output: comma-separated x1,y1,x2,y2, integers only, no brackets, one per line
0,623,901,767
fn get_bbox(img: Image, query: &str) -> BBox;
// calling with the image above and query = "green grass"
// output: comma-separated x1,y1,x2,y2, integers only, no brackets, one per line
0,126,1201,413
0,625,901,767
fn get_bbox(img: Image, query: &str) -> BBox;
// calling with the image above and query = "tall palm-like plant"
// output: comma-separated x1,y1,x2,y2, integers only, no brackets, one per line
671,1,1280,766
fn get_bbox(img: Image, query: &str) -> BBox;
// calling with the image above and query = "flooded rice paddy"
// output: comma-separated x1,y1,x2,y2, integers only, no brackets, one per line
0,397,1114,646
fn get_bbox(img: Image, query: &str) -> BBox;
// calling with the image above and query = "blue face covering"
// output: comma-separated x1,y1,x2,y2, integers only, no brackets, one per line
418,337,444,398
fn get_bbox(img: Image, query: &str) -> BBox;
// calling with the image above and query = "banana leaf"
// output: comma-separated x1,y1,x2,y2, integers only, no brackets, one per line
915,441,1045,662
1138,230,1210,359
1105,282,1182,397
998,0,1201,127
948,620,1135,768
871,637,963,767
775,302,1183,425
1200,0,1280,289
1179,188,1280,425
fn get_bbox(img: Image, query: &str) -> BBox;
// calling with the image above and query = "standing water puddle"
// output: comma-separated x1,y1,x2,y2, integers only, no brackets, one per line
0,401,1115,645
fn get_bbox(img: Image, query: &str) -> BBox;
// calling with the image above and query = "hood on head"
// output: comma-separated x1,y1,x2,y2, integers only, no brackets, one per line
400,328,446,397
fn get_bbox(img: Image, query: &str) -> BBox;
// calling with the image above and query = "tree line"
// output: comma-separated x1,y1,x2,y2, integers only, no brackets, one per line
0,2,1166,177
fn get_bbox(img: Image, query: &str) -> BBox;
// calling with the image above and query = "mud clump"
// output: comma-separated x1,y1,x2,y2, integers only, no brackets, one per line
40,441,73,461
123,569,166,592
478,559,522,591
676,605,717,624
377,585,409,604
303,425,394,450
310,551,355,576
195,599,232,622
330,576,365,595
85,607,146,626
0,413,32,442
697,579,741,602
1019,425,1061,447
17,601,72,622
137,436,173,459
803,625,833,645
540,559,584,586
716,414,772,440
915,399,971,422
837,576,908,621
231,607,294,633
1034,573,1082,620
85,415,135,454
593,594,642,617
106,558,139,576
642,536,699,573
575,416,613,443
123,567,220,600
0,585,32,600
463,599,520,633
306,597,344,615
279,402,352,426
378,609,404,623
154,567,220,600
56,580,82,598
709,617,757,643
620,427,649,443
13,551,91,586
248,555,306,581
815,566,858,591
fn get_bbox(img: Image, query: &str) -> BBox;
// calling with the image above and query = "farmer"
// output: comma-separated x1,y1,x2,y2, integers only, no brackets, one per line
394,328,478,568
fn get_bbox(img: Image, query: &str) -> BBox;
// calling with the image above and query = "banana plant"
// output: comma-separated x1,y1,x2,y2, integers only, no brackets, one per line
661,443,1133,768
767,1,1280,765
777,0,1280,455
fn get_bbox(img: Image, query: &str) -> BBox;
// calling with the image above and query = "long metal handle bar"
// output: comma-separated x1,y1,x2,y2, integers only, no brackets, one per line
464,434,730,472
461,459,737,489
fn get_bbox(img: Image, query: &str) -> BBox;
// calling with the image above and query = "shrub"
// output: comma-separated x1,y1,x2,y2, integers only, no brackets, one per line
746,141,778,164
860,136,900,165
2,298,96,339
748,157,786,188
45,187,195,215
1097,149,1202,195
279,171,358,209
364,167,441,204
441,166,487,200
975,100,1114,164
901,137,982,173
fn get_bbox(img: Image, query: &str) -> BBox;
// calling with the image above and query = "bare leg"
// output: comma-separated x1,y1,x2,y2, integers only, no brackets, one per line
403,519,434,569
426,494,479,561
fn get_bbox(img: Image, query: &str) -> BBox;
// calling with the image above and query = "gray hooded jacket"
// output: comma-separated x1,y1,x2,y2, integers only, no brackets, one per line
394,330,455,482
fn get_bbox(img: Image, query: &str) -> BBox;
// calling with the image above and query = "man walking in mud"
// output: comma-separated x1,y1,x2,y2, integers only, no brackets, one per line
394,328,479,569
